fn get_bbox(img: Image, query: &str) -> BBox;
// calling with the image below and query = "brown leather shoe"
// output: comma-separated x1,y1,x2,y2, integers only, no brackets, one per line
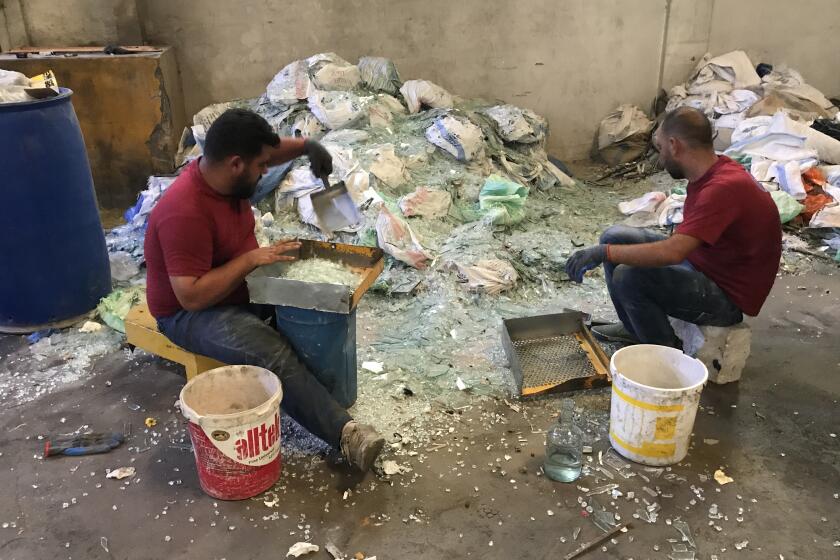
340,422,385,472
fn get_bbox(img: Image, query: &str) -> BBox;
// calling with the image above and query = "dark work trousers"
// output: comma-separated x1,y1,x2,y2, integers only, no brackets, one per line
600,225,743,347
158,304,351,448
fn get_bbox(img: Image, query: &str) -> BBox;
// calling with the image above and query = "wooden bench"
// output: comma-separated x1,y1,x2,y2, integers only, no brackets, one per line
125,304,226,380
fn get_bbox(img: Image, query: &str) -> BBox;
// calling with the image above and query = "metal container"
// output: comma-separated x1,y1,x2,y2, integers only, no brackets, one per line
502,311,610,398
246,240,383,314
247,240,384,408
275,306,358,408
0,89,111,333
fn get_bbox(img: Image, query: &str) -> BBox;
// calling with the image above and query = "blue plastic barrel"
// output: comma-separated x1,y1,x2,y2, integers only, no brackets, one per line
0,88,111,333
274,306,357,408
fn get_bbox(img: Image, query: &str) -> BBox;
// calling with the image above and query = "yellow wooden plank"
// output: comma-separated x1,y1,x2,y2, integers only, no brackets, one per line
351,256,385,310
125,304,226,375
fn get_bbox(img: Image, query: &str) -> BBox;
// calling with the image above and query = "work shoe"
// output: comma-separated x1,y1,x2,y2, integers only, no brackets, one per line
340,421,385,472
591,323,639,345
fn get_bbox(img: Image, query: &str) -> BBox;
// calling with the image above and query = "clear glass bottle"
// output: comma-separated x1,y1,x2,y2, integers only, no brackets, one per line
544,398,583,482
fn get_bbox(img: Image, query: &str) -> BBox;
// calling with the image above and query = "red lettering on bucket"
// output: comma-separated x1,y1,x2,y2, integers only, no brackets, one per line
234,412,281,461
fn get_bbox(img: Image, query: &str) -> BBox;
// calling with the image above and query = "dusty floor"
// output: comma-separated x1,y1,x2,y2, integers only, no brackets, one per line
1,271,838,560
2,163,839,559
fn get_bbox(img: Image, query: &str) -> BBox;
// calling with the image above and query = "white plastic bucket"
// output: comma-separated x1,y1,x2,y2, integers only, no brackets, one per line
609,345,708,466
179,365,283,500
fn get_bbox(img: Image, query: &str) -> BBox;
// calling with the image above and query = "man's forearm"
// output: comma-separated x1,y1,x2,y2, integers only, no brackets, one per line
268,137,307,167
607,233,702,268
609,240,684,268
178,254,255,311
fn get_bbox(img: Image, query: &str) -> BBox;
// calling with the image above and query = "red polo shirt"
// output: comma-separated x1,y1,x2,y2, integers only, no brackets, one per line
144,159,258,318
676,156,781,316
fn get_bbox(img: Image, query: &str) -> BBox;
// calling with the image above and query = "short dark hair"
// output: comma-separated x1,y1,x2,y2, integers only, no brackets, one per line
204,108,280,162
660,107,713,149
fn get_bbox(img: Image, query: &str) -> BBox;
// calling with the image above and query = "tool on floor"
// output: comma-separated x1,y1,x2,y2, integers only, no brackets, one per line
562,523,630,560
501,310,610,398
310,173,362,233
44,432,125,458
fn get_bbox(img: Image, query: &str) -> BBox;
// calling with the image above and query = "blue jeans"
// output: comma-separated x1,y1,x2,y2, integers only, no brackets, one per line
600,225,743,347
158,304,351,448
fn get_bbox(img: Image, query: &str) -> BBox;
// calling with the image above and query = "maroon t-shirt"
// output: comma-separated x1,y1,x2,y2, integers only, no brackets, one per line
676,156,781,316
144,159,257,318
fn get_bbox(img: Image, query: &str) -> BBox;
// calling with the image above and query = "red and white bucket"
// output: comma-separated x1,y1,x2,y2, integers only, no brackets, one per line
179,365,283,500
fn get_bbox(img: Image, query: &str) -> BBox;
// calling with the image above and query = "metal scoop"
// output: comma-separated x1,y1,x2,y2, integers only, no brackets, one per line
310,173,362,233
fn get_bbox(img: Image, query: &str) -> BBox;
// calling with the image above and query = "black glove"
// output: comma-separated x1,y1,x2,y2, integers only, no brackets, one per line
565,245,608,283
44,432,125,458
304,140,333,179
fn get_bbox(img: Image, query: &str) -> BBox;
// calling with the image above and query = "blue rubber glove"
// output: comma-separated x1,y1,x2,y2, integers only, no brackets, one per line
565,245,608,283
304,140,333,179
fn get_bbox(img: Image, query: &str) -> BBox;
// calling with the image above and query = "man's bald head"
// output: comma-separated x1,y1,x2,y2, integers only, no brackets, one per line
659,107,714,150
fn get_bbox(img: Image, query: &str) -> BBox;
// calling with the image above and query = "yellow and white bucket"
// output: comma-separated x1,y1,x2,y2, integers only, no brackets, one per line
609,344,708,466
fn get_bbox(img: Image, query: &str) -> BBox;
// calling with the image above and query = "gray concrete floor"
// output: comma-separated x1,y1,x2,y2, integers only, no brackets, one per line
1,273,839,560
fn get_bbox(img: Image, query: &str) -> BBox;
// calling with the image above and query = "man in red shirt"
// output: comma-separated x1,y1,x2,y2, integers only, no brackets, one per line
566,107,782,347
145,109,385,471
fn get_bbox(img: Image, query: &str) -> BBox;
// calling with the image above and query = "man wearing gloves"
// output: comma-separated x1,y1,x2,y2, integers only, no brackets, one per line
565,107,781,348
145,109,385,471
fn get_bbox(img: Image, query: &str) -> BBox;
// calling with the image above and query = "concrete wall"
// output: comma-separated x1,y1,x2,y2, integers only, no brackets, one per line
5,0,142,47
138,0,667,159
3,0,839,160
661,0,840,98
706,0,840,98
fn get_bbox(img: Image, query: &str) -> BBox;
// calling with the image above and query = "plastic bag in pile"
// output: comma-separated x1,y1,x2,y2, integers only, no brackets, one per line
596,104,654,166
770,190,805,223
192,101,237,128
308,52,362,91
375,206,433,269
399,187,452,218
366,144,409,187
266,60,314,105
400,80,454,114
597,104,653,150
358,56,402,95
478,175,529,225
308,91,366,130
482,104,547,144
291,112,326,138
368,94,406,129
454,259,518,295
425,115,485,162
275,167,324,208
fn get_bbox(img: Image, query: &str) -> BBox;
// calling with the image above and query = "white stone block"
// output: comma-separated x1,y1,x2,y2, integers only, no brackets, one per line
670,319,752,384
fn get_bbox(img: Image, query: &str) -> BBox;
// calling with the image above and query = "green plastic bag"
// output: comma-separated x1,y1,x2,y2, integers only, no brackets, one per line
97,286,145,333
769,190,804,223
478,175,529,225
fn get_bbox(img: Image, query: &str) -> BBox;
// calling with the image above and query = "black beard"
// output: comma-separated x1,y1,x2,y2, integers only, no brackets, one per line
664,161,685,180
230,176,258,199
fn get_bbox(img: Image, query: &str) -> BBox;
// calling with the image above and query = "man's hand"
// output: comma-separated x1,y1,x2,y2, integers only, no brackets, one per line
304,140,333,178
248,239,302,268
170,239,303,312
565,245,608,283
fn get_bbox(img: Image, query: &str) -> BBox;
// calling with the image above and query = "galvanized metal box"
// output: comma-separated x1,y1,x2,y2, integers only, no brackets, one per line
246,240,384,314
